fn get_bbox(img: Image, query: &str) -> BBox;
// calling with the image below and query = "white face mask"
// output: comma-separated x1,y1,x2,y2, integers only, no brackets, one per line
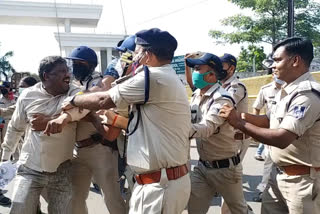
132,50,145,64
114,59,124,77
273,75,285,85
19,88,26,94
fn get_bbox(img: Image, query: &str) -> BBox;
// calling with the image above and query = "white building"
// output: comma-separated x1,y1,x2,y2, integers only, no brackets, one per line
0,0,126,73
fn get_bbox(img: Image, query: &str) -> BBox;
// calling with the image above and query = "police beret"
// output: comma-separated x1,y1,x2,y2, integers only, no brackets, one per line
220,53,237,67
135,28,178,52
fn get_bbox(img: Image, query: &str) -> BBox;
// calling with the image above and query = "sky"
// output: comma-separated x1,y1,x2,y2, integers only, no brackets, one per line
0,0,265,74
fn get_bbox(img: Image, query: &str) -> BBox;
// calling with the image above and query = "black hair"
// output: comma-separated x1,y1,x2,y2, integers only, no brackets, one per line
38,56,67,81
21,76,38,87
142,46,175,62
273,37,314,67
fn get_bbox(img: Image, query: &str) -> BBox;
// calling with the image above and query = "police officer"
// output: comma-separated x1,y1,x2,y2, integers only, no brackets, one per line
60,28,192,214
220,53,249,160
219,53,252,214
102,35,137,90
186,53,249,214
219,37,320,214
66,46,126,214
252,74,284,201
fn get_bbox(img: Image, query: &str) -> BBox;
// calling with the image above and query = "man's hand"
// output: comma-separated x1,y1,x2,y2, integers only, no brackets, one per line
43,113,71,136
96,110,117,126
219,104,242,128
31,114,54,131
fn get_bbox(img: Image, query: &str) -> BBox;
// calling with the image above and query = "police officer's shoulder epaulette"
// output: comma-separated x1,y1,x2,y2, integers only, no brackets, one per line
213,87,236,106
261,82,273,90
286,80,320,112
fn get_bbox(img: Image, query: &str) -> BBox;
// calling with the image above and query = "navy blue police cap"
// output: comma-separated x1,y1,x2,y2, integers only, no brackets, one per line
220,53,237,67
0,81,10,88
135,28,178,52
186,53,227,80
116,35,136,52
67,46,98,66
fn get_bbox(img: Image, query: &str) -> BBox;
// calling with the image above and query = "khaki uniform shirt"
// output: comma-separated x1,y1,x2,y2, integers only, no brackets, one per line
75,72,103,141
223,74,248,113
190,84,237,161
1,83,80,172
270,72,320,167
108,64,191,173
253,82,280,113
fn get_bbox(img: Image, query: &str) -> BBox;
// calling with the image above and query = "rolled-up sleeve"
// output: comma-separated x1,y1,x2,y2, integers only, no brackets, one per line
252,88,265,110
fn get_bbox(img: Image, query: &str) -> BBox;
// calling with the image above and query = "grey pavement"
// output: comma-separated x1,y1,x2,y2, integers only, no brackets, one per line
0,140,264,214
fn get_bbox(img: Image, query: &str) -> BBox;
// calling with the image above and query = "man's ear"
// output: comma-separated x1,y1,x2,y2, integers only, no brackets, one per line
43,72,49,81
144,51,152,65
292,55,301,67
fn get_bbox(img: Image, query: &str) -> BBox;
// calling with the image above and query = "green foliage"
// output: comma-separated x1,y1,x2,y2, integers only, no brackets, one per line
0,44,15,81
210,0,320,46
237,45,266,72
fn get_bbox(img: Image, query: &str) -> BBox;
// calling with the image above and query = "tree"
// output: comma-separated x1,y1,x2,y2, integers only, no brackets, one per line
237,44,266,72
210,0,320,47
0,44,15,81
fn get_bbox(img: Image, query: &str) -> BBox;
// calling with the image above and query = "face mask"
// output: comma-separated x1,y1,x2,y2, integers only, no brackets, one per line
72,64,90,81
1,88,8,96
114,59,124,77
192,71,216,89
133,50,145,64
19,88,26,94
273,75,285,85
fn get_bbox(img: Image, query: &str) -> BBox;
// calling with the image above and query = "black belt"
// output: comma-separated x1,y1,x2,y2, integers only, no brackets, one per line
200,154,240,169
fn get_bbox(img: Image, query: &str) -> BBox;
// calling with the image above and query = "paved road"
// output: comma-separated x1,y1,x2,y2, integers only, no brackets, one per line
0,140,264,214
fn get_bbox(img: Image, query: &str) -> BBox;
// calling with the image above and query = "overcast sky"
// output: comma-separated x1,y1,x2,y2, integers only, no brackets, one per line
0,0,273,73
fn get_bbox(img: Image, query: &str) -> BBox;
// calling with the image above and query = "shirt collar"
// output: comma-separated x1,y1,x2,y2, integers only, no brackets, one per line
223,74,236,87
283,72,312,95
204,83,220,97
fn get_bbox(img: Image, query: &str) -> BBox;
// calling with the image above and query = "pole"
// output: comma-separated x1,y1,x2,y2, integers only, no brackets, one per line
253,55,256,73
288,0,294,37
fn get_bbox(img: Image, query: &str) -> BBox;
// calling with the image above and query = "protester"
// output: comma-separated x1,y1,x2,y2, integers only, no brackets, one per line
1,56,79,214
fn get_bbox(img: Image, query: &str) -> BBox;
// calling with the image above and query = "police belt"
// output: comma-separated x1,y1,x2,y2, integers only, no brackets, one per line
135,164,188,185
75,136,118,150
200,154,240,169
276,165,320,176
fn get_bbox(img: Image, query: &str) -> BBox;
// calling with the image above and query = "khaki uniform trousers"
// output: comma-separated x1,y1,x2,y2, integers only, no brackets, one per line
261,165,320,214
129,169,190,214
71,143,126,214
188,162,248,214
221,138,253,214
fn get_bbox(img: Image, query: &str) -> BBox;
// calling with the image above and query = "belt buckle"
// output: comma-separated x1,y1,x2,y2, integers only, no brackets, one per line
205,160,214,169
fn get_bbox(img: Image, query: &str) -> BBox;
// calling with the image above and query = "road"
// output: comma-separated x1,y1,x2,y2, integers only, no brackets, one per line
0,140,264,214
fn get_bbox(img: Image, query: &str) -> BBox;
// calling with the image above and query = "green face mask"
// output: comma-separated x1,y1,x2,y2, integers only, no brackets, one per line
192,71,216,89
